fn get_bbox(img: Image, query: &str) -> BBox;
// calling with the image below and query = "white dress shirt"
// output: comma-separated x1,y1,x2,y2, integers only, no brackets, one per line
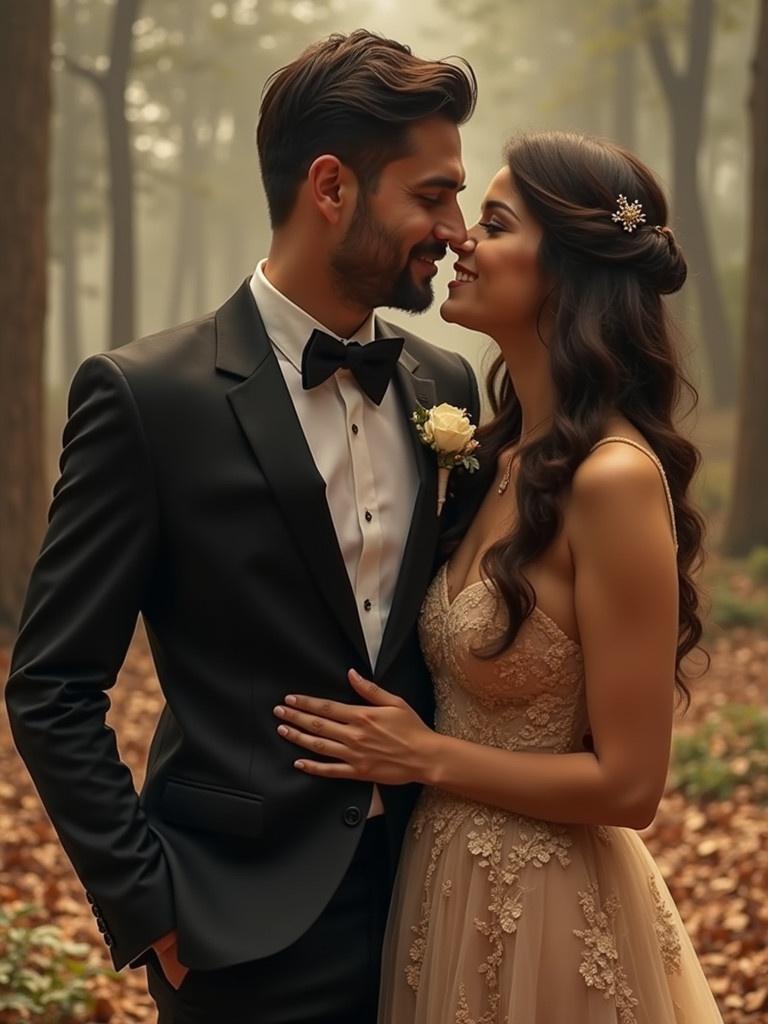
249,261,420,816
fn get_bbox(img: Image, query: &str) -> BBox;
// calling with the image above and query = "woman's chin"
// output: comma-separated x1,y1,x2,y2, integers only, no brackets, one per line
440,293,477,329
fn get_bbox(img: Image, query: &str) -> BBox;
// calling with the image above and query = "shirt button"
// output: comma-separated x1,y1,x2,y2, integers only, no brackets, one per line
365,510,373,523
363,599,372,612
351,423,359,435
343,806,362,827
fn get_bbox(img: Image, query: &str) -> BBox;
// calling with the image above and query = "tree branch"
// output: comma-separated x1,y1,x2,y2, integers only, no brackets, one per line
60,53,105,95
638,0,680,102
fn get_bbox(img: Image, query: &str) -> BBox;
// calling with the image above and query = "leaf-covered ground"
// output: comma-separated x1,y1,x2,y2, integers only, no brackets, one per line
1,620,767,1023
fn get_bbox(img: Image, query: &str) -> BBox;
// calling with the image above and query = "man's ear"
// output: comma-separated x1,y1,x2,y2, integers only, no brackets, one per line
307,155,358,225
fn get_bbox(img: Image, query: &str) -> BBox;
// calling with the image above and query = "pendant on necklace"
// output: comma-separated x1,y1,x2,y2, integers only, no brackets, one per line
498,453,515,495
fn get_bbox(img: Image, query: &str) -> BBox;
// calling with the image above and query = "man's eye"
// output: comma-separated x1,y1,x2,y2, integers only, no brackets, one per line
479,221,503,236
419,195,441,205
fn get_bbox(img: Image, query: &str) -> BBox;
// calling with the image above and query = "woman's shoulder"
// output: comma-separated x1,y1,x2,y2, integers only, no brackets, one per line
568,428,672,546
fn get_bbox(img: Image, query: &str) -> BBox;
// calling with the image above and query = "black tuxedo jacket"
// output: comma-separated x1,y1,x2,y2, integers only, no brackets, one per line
5,280,479,973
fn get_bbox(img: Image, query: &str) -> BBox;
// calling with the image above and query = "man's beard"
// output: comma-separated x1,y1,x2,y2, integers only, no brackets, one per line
330,195,444,313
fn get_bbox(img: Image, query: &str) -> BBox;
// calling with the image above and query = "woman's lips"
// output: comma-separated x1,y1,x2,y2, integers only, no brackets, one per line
448,263,478,289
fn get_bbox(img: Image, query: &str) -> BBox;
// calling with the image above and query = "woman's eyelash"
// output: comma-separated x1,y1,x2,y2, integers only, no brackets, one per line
479,221,503,235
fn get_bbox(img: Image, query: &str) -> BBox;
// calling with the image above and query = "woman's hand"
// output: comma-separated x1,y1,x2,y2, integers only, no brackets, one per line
273,670,437,785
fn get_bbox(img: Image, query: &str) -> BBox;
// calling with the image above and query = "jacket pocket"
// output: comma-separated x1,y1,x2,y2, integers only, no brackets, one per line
159,777,264,839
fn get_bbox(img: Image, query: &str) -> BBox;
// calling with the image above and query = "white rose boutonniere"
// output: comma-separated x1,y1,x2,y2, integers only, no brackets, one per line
412,402,480,514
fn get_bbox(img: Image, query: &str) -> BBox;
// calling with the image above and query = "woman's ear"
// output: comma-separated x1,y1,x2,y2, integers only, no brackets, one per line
307,155,357,225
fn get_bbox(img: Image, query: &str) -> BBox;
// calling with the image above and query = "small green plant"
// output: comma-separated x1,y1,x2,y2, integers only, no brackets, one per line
708,586,768,630
0,904,112,1022
672,704,768,802
747,546,768,587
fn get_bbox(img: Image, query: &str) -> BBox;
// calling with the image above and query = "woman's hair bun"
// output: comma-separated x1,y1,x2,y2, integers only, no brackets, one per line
643,224,687,295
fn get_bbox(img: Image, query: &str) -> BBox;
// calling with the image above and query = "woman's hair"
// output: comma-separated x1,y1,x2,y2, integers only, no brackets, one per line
257,30,477,228
445,131,706,706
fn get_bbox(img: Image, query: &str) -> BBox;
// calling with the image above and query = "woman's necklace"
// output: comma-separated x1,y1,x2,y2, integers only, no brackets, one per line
497,417,553,496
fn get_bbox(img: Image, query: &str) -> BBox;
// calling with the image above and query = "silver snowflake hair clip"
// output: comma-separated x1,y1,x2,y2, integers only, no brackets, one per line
612,194,647,233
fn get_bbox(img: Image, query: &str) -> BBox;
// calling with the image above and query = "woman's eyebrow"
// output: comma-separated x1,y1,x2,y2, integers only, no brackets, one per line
482,198,521,222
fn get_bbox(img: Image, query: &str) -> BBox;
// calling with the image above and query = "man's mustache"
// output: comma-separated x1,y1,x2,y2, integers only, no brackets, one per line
411,245,448,261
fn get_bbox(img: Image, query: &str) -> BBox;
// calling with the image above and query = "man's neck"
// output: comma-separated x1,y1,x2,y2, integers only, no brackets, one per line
263,252,373,340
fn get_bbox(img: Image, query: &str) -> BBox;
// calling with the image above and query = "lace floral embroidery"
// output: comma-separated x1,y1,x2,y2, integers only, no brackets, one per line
407,791,572,1023
407,791,474,993
649,874,682,974
455,982,503,1024
418,565,588,757
573,882,639,1023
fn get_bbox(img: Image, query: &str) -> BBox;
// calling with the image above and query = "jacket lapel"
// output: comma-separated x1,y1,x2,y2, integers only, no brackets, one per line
374,319,441,680
216,281,371,672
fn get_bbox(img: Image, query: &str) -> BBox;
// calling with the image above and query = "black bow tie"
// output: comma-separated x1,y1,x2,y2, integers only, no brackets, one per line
301,329,404,406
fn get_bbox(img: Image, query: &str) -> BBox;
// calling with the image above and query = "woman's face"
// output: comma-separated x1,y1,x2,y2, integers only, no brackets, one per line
441,166,551,338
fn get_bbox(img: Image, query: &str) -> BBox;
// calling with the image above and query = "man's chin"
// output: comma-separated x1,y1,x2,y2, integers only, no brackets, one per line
383,280,434,314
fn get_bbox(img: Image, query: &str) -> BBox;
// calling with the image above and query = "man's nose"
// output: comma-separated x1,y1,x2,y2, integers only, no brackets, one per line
434,207,468,248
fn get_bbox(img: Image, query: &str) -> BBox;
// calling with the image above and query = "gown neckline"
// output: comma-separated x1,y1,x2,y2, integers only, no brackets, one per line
439,562,582,653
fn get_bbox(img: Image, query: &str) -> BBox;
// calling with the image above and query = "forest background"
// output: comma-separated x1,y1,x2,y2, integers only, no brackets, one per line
1,1,767,1021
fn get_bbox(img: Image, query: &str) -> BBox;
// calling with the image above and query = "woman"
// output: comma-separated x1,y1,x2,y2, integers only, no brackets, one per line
273,132,723,1022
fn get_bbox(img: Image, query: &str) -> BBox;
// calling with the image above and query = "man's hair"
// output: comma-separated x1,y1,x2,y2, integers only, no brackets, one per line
256,30,477,227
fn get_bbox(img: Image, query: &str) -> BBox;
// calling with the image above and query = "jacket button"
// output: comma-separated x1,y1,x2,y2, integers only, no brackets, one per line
104,933,113,947
343,806,362,827
85,892,95,905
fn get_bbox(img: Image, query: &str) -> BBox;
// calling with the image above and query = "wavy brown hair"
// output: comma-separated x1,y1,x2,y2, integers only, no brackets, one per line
445,132,707,707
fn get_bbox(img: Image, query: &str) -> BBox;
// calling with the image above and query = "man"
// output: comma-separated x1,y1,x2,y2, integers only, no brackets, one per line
6,29,478,1024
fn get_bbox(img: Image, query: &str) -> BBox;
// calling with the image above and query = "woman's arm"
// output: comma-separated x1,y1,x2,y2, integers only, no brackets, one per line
275,444,679,829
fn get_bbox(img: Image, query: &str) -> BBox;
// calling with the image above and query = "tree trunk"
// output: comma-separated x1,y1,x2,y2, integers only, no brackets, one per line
222,103,259,291
59,71,82,383
166,55,203,325
672,111,738,407
722,0,768,554
105,0,140,347
63,0,141,348
613,0,638,149
642,0,738,407
0,3,50,634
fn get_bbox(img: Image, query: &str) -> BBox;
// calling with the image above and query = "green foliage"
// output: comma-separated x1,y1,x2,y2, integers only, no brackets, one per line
0,904,111,1022
746,546,768,586
695,476,727,516
672,704,768,802
709,586,768,630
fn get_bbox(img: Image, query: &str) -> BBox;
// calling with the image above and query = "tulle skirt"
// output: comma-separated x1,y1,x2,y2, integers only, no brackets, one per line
378,789,723,1024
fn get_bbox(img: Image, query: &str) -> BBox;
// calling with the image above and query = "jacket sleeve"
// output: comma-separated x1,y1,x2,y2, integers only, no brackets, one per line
4,353,176,971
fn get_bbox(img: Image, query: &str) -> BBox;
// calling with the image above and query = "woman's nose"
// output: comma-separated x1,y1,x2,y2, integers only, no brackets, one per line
449,237,477,256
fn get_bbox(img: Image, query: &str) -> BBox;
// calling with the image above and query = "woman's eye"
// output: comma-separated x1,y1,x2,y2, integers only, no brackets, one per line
479,221,503,236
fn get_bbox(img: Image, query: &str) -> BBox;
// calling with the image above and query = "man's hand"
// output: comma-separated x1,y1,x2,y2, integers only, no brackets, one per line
152,929,189,990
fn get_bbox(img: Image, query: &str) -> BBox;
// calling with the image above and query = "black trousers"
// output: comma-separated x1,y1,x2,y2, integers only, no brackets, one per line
146,816,392,1024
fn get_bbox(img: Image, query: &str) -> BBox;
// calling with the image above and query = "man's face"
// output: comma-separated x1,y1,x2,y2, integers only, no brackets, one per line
331,116,467,312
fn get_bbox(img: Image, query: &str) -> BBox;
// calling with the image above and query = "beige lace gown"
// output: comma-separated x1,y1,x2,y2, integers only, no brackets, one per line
378,440,723,1024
